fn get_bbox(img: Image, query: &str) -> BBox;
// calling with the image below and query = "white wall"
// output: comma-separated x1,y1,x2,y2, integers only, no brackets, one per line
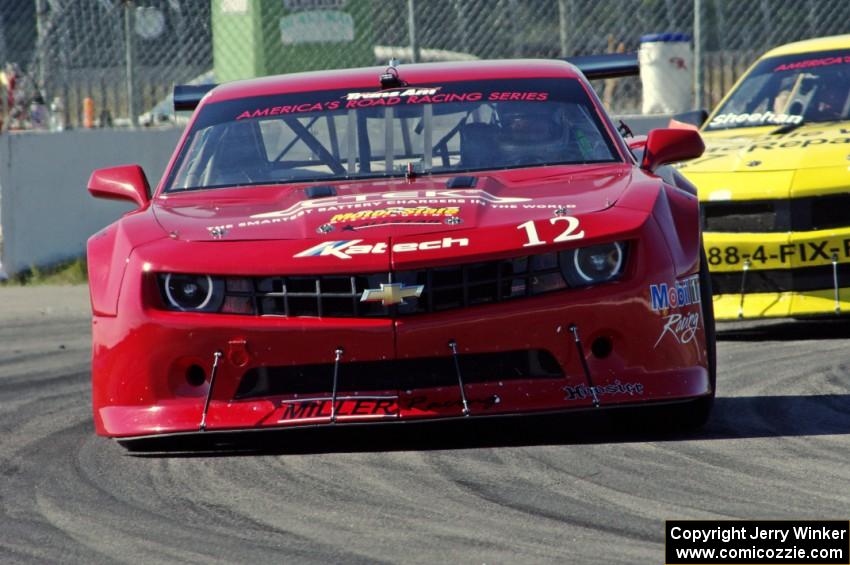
0,128,182,276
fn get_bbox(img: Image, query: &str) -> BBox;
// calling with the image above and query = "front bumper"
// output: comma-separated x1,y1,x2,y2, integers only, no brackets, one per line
93,287,710,438
92,222,711,439
704,228,850,319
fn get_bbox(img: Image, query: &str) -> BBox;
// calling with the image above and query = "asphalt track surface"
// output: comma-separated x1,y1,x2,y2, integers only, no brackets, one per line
1,285,848,564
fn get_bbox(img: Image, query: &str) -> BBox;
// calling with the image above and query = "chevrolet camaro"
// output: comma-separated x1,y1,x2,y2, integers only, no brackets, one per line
86,58,712,449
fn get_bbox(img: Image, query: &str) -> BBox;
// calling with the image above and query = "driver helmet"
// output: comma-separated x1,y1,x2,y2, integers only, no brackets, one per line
495,102,566,162
806,76,846,120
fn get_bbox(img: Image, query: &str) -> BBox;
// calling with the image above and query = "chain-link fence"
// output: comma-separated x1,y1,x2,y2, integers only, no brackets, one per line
0,0,848,130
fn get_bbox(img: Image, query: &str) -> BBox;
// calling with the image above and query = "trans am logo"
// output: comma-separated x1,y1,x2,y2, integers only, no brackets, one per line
344,87,441,100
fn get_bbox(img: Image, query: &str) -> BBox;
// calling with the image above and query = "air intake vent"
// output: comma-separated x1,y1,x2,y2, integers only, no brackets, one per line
446,176,477,189
235,349,564,398
304,185,337,199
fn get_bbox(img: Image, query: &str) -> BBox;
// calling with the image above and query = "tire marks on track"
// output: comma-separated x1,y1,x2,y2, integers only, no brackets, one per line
0,286,848,564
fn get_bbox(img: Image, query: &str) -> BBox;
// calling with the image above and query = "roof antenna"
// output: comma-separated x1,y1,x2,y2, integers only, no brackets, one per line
380,59,405,89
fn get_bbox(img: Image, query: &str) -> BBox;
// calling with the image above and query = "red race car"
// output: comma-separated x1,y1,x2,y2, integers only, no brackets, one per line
87,58,712,450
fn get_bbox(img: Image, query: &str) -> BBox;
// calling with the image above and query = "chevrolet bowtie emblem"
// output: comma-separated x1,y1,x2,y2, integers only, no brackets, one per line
360,282,424,306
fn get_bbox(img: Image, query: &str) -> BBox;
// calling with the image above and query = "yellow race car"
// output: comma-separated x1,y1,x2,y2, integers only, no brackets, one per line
680,35,850,320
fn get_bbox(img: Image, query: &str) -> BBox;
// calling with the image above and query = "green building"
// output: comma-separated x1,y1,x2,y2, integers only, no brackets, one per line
212,0,375,82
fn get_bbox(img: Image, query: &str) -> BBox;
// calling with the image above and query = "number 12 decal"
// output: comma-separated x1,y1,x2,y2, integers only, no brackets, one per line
517,217,585,247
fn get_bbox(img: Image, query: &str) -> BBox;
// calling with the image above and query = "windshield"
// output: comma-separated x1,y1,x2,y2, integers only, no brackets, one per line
705,49,850,131
165,78,619,192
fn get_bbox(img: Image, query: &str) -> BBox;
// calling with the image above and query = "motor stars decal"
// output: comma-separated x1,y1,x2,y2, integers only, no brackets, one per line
294,237,469,259
328,206,459,226
563,380,644,401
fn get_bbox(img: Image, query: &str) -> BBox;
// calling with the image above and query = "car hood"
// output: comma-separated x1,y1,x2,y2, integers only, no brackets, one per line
152,165,634,242
679,121,850,174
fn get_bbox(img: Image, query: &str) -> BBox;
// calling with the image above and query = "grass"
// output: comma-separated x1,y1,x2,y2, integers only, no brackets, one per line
1,257,88,286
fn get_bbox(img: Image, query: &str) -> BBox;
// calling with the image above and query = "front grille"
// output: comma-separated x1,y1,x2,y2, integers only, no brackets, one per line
234,349,564,398
711,263,850,294
702,201,781,232
231,252,568,318
808,193,850,230
702,192,850,233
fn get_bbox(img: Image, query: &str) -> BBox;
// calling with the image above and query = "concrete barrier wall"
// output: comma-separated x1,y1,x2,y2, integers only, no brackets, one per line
0,128,182,276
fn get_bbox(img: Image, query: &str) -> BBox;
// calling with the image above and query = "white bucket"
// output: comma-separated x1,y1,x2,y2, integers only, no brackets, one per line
639,32,693,114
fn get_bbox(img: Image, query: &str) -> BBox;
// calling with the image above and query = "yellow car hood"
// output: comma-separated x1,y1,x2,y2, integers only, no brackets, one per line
679,121,850,200
680,121,850,172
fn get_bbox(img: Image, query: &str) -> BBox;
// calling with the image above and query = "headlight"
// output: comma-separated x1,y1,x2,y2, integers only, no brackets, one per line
160,273,224,312
560,241,627,287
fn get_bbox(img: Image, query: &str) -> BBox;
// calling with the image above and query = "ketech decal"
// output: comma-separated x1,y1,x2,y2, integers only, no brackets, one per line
563,380,644,401
649,275,701,311
294,237,469,259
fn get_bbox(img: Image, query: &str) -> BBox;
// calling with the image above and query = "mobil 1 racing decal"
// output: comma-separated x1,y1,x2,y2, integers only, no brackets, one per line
654,311,700,348
294,237,468,259
707,237,850,269
649,275,701,311
649,275,702,348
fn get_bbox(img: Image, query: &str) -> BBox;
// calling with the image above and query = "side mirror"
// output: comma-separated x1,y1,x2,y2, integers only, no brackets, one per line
88,165,151,209
641,128,704,173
